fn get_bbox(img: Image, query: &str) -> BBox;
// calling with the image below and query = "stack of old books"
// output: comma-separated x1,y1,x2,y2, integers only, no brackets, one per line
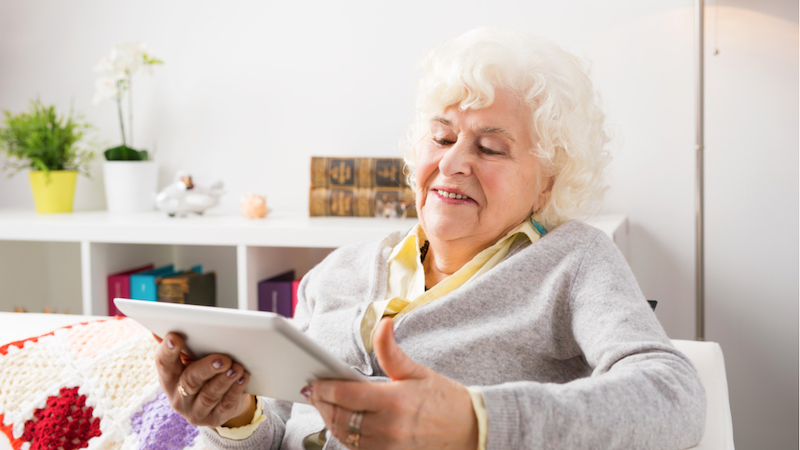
309,157,417,218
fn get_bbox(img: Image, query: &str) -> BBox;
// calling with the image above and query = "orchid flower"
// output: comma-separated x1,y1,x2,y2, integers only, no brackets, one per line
93,42,162,148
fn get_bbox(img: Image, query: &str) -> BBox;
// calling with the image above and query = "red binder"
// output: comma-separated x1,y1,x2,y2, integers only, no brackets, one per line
107,264,154,316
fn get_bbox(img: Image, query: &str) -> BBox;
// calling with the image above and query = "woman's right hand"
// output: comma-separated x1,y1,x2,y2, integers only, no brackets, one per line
154,332,255,428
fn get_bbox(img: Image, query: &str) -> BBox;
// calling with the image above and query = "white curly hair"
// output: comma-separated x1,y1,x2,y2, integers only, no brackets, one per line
402,27,611,231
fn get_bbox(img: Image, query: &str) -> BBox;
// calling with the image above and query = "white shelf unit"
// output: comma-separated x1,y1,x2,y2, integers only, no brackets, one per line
0,209,627,316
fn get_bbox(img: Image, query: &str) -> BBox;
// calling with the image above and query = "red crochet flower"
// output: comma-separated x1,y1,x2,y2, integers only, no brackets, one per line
21,387,101,450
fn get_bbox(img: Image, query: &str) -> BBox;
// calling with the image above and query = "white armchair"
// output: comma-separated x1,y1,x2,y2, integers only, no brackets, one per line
672,339,735,449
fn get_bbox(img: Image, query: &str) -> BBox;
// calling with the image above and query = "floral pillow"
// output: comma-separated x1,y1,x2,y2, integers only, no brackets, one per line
0,317,202,450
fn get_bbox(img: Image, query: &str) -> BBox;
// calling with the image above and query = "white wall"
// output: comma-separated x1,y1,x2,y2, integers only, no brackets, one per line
0,1,796,448
704,7,799,446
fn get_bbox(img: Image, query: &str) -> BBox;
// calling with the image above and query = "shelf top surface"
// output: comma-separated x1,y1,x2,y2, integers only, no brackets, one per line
0,208,626,248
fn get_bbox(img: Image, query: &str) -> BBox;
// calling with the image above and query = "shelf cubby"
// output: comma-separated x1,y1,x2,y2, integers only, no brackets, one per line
0,209,626,316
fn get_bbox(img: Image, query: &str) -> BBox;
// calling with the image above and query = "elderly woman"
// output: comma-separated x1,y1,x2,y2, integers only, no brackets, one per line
155,28,706,449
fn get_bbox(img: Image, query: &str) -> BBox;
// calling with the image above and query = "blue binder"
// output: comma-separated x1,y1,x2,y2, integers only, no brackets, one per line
129,265,176,301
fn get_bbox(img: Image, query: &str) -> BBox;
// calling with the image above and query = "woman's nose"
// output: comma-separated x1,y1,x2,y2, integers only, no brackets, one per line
438,140,473,177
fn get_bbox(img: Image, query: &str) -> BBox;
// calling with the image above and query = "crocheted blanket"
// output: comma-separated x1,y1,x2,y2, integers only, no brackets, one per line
0,317,204,450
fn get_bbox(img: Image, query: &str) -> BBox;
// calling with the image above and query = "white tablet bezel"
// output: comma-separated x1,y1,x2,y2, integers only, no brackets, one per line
114,298,367,404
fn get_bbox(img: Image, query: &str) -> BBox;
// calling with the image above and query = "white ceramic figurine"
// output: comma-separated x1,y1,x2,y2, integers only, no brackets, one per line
156,171,224,217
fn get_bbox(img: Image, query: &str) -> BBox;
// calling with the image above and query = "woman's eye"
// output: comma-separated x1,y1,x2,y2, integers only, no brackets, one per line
434,137,454,146
479,146,502,155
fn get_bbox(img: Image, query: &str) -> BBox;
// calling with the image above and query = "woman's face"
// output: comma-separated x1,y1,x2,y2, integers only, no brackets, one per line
415,90,549,249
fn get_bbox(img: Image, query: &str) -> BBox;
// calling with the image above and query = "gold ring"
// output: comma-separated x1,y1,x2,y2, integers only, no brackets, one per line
178,385,190,397
345,432,360,448
348,411,364,434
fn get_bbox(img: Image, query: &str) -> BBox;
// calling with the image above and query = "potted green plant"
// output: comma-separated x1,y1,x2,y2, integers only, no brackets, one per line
0,100,96,213
93,41,163,213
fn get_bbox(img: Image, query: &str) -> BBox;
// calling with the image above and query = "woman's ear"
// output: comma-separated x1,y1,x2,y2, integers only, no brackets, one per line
541,176,555,193
533,177,554,213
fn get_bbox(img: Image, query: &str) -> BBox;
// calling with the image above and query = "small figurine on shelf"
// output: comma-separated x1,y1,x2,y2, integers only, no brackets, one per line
375,199,409,219
240,194,270,219
156,171,224,217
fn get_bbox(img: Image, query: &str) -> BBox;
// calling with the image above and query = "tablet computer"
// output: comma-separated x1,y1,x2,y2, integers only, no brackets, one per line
114,298,367,404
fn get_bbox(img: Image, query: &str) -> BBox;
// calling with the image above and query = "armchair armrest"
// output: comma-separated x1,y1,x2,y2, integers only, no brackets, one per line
671,339,735,450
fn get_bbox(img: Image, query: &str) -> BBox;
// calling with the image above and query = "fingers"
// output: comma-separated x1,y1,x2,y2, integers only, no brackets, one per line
212,373,252,425
155,332,251,427
373,317,428,381
311,379,382,413
308,323,477,449
313,400,375,450
153,332,195,365
308,382,372,447
179,354,225,396
188,360,247,422
309,381,410,448
313,377,478,449
154,332,185,394
175,354,230,411
310,397,342,433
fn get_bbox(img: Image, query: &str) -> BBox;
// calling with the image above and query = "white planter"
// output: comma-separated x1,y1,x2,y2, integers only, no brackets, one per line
103,161,159,213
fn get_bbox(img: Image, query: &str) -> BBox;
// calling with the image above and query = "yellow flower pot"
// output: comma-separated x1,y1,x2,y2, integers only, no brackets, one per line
28,170,78,213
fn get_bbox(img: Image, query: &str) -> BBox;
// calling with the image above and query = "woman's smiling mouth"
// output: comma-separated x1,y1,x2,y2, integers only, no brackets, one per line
432,187,474,203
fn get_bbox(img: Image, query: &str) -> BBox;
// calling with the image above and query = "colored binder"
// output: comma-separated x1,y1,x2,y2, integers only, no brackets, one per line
129,265,176,301
292,279,301,317
258,270,295,318
106,263,154,316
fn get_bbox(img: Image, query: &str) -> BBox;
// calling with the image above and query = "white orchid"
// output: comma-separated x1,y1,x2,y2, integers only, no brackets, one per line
93,57,116,78
93,42,163,151
92,77,119,105
94,42,153,80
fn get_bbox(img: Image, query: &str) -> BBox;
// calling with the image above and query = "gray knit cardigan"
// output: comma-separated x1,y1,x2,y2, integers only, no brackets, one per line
202,220,706,450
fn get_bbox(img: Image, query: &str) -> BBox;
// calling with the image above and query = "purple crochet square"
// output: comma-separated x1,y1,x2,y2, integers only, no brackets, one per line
131,391,199,449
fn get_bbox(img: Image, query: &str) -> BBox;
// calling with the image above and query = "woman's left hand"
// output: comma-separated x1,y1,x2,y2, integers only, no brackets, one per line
307,318,479,450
